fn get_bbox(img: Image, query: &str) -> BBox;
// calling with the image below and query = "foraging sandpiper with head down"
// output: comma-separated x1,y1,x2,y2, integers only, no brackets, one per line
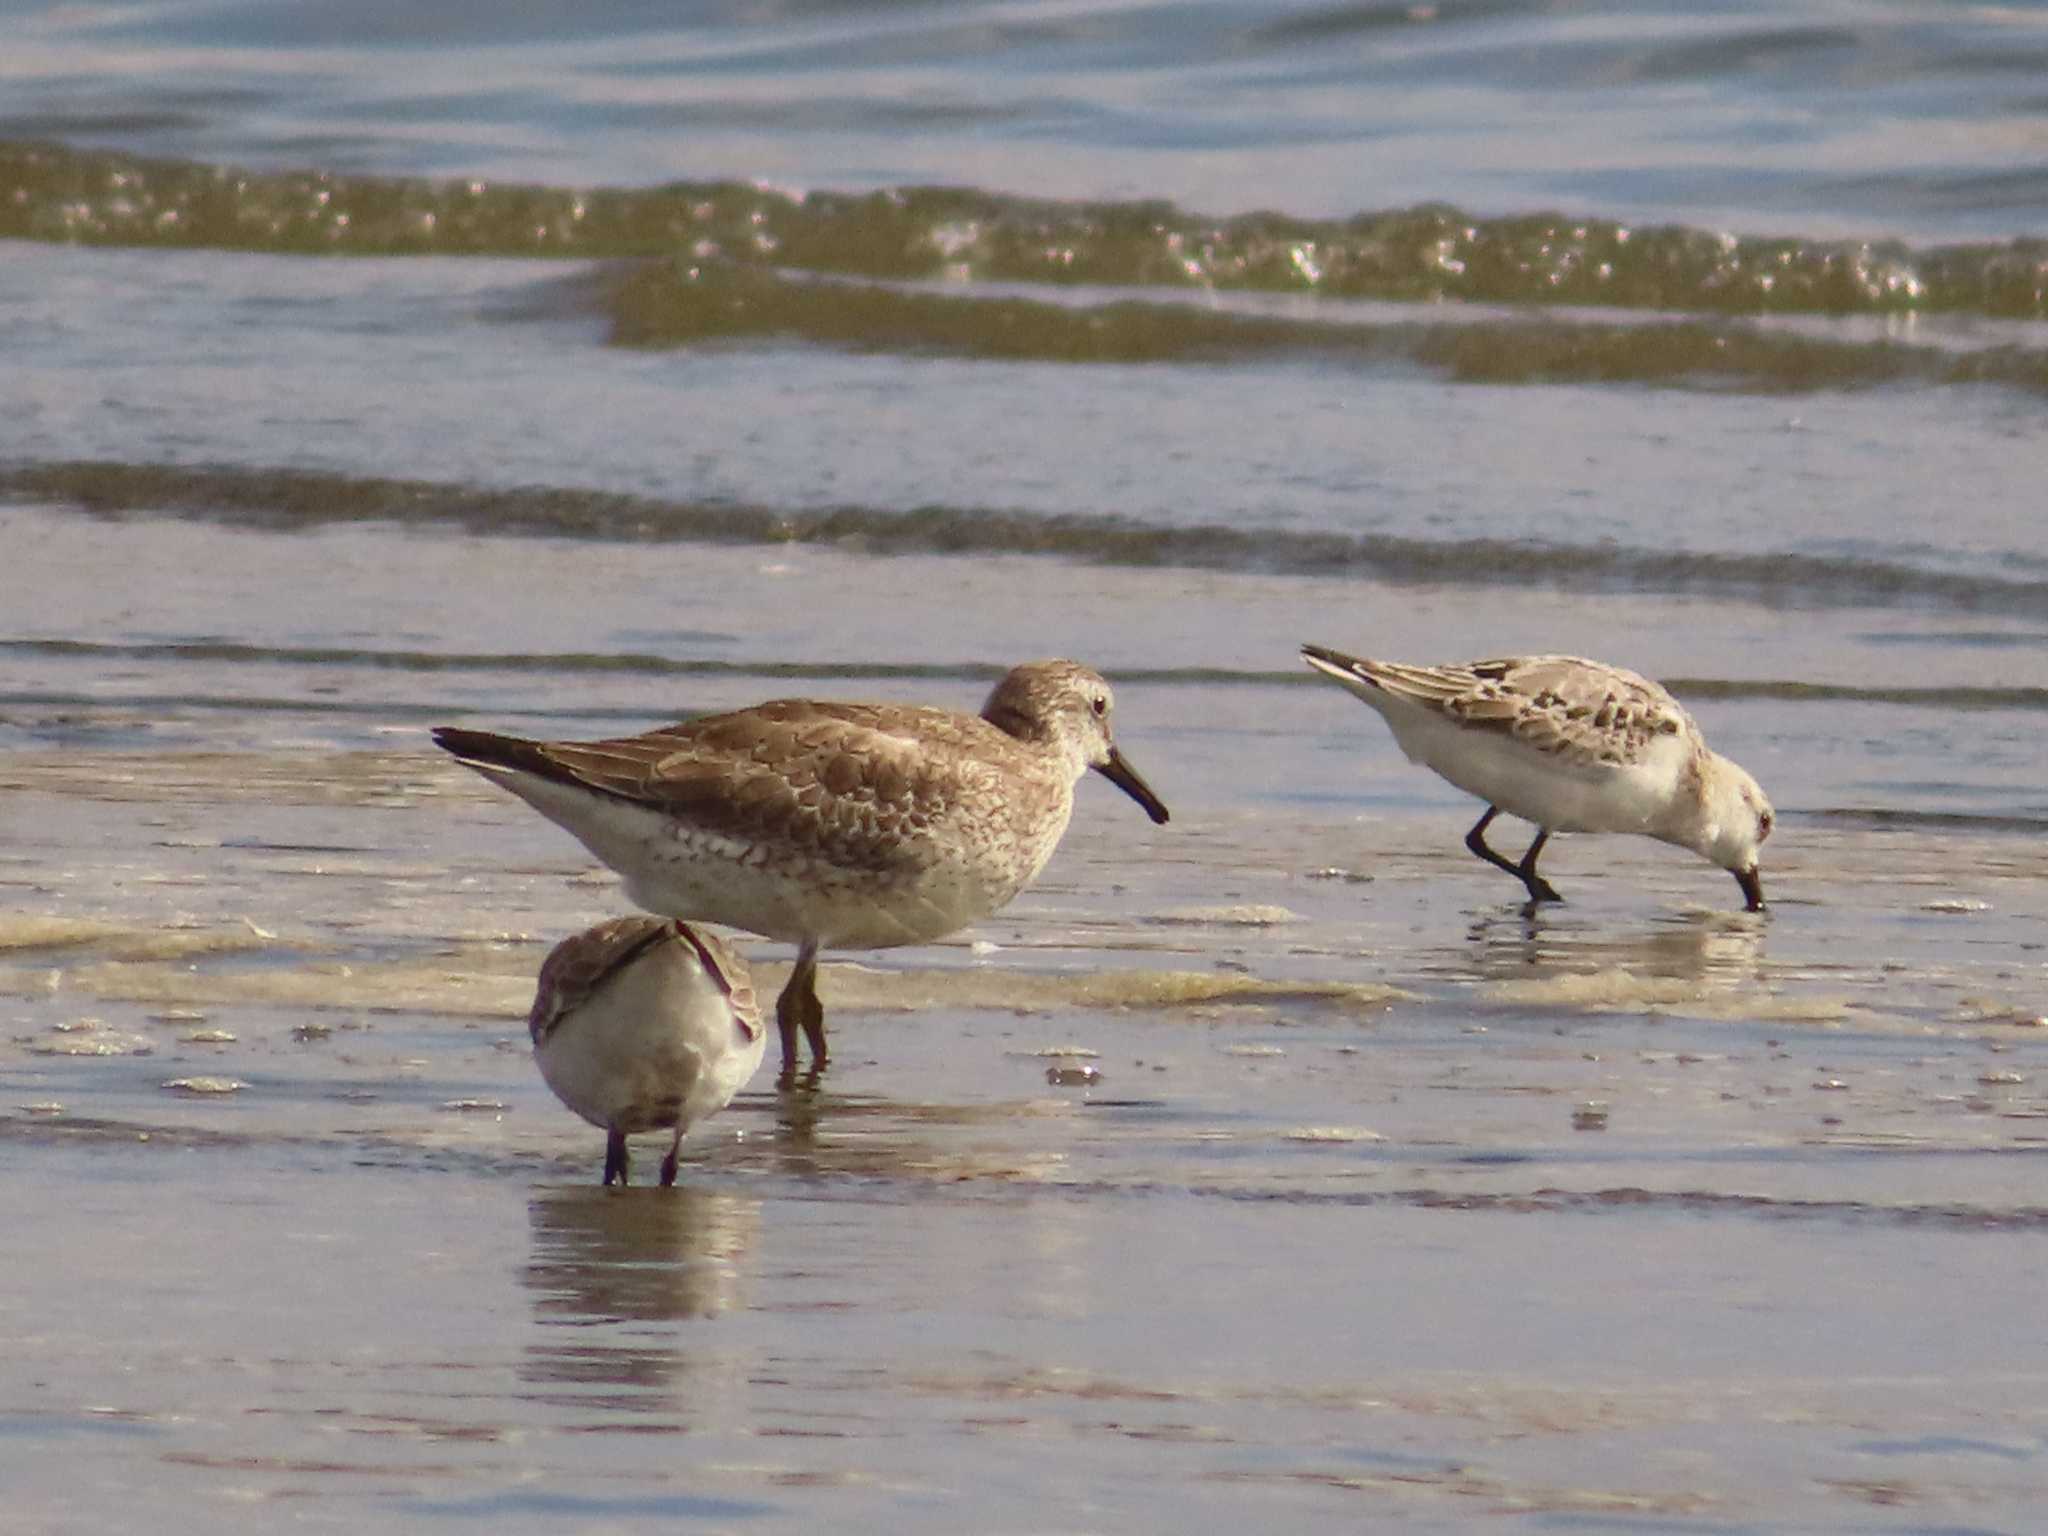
528,916,765,1187
1301,643,1772,911
438,660,1170,1076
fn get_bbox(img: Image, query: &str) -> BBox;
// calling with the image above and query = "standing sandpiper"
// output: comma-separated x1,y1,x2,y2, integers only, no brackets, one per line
440,660,1170,1076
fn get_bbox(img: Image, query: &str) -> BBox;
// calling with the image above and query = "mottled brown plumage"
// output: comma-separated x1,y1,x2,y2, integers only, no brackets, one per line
438,660,1169,1075
528,917,765,1188
530,917,758,1050
1362,655,1690,771
1302,644,1772,910
449,699,1069,881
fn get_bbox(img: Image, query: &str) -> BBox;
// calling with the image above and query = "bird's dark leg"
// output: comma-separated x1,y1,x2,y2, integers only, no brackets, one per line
603,1128,629,1187
659,1128,682,1188
1465,807,1564,905
776,939,827,1085
1463,806,1523,884
774,957,803,1072
1514,828,1564,905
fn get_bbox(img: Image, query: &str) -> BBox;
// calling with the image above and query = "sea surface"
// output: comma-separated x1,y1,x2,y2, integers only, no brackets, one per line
3,2,2048,1531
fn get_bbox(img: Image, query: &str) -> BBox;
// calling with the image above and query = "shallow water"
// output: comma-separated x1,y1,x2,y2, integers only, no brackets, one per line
6,525,2048,1527
6,0,2048,1529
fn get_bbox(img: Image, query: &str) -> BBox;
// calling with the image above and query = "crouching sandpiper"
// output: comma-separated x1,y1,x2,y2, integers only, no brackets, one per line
1301,643,1772,910
529,917,765,1187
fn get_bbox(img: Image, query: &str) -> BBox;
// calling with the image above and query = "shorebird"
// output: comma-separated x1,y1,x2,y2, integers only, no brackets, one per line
437,660,1170,1075
1301,643,1772,910
528,916,765,1187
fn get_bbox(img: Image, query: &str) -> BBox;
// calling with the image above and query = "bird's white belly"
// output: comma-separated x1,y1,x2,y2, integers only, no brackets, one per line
1388,712,1678,835
625,835,1035,949
534,940,764,1135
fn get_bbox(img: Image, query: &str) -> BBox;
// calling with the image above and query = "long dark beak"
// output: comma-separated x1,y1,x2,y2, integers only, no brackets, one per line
1734,865,1766,912
1095,748,1170,825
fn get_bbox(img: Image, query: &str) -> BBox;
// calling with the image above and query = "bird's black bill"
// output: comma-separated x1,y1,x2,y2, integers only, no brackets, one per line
1735,865,1766,912
1095,748,1170,825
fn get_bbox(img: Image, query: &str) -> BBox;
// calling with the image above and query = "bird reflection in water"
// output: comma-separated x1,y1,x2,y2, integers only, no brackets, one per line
1462,905,1767,986
520,1184,760,1413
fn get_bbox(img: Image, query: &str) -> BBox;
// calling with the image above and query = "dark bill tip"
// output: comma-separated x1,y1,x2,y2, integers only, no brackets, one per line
1735,865,1766,913
1096,747,1170,825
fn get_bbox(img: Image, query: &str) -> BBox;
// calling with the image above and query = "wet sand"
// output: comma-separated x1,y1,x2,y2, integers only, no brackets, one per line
4,722,2047,1532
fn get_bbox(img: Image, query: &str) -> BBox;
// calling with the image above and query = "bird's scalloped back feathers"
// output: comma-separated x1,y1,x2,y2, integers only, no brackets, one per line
1372,655,1695,772
527,915,672,1046
442,703,1051,876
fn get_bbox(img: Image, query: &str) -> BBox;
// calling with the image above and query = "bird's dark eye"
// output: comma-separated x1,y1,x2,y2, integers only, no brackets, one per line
1091,695,1108,717
1759,810,1774,837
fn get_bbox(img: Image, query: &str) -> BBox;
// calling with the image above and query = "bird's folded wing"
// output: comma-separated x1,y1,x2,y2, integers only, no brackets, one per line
521,705,1006,870
1374,656,1691,773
